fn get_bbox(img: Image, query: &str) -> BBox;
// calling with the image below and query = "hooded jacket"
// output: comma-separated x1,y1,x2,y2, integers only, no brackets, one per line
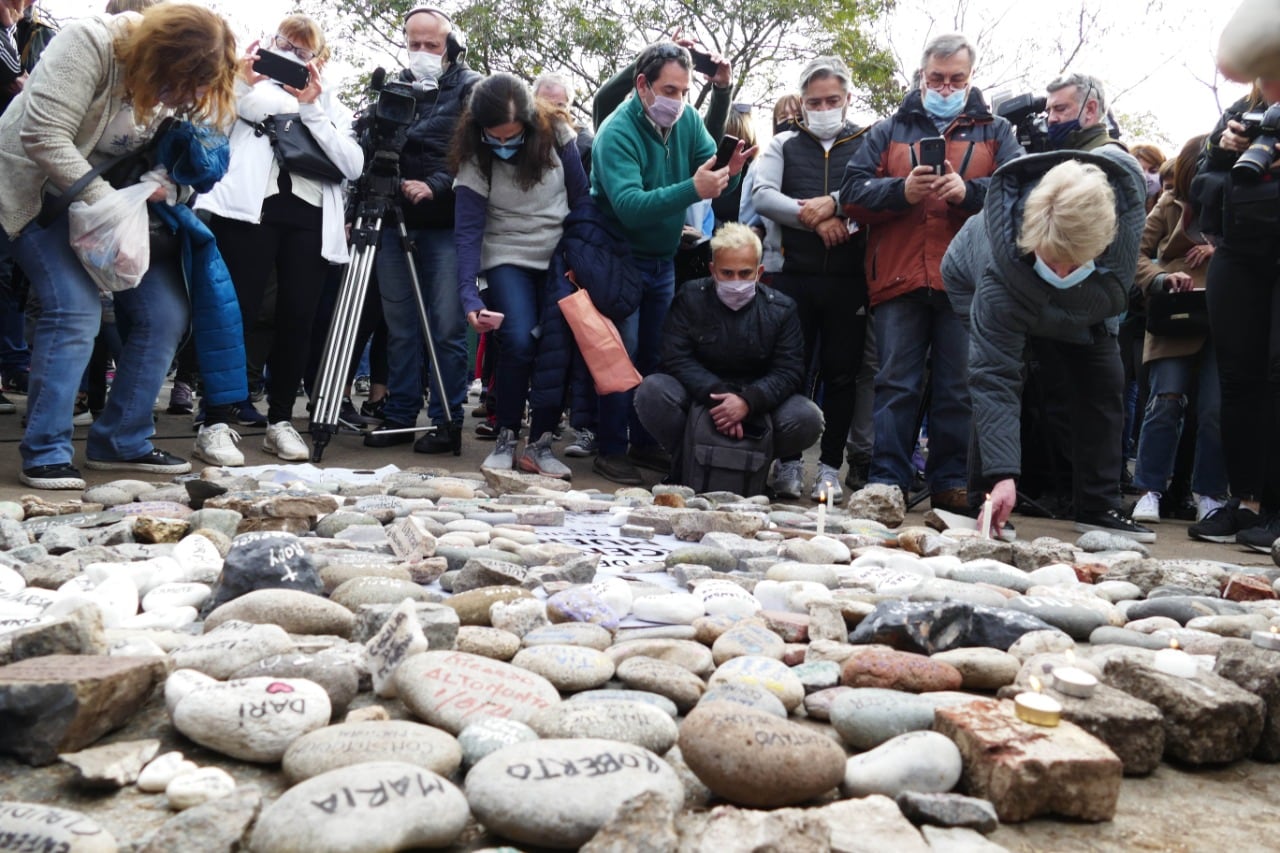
397,62,481,230
942,147,1145,484
840,87,1022,306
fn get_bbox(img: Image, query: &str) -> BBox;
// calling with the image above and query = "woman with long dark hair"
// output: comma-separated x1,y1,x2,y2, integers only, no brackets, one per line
452,72,588,478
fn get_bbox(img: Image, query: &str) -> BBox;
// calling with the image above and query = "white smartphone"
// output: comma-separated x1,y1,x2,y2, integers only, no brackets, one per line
479,309,504,328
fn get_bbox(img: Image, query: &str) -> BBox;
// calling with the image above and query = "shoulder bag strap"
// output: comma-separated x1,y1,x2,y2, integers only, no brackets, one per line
39,147,139,226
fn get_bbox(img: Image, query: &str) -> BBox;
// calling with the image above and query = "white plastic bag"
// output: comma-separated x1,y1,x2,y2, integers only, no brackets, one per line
67,168,174,292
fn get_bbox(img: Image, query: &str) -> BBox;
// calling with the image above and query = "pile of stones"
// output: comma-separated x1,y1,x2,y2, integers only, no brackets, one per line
1,470,1279,851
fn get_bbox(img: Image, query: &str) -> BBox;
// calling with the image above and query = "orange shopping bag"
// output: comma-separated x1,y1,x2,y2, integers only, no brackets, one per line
558,275,642,395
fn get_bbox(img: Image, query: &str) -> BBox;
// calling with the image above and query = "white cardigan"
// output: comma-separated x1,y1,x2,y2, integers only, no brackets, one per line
196,77,363,263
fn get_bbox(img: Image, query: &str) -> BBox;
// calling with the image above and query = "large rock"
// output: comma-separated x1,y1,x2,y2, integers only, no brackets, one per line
140,784,262,853
465,738,682,849
678,705,845,807
1215,638,1280,760
250,762,469,852
829,687,973,750
934,698,1123,823
203,588,355,637
849,600,1061,654
282,720,462,782
840,648,963,693
816,796,931,853
842,730,962,798
171,676,331,763
579,789,679,853
394,650,560,734
0,655,168,765
670,510,767,541
169,619,294,680
206,533,321,611
847,484,907,527
0,801,118,853
1100,653,1264,765
679,805,830,852
528,700,677,754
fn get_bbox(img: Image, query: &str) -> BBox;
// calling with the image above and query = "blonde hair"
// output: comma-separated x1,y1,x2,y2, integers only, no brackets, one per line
277,14,330,67
115,4,238,127
710,222,763,265
1017,160,1117,266
105,0,160,12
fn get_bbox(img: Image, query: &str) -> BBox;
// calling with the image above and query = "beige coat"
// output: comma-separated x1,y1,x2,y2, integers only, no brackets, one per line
1133,192,1209,363
0,14,134,239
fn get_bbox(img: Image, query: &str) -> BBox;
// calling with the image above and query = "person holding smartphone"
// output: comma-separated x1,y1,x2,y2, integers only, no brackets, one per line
453,73,589,478
194,14,363,466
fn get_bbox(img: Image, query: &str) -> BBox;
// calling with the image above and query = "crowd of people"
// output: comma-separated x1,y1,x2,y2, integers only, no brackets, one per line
1,2,1278,555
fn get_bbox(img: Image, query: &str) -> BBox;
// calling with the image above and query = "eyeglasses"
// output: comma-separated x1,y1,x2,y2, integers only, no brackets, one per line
271,33,317,64
924,73,969,94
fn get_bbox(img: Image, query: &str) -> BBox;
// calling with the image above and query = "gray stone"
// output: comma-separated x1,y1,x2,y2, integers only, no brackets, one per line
919,826,1009,852
1005,596,1109,640
896,791,998,833
58,738,160,790
230,652,359,717
354,601,458,650
818,796,931,853
665,545,737,572
697,682,788,718
842,730,962,798
615,656,705,712
1077,530,1151,555
141,784,262,853
0,802,117,853
170,620,295,679
1214,638,1280,761
511,643,615,692
250,762,468,852
452,556,528,592
670,510,767,541
206,533,321,611
579,789,679,853
522,622,614,650
313,510,380,539
1103,560,1226,597
679,804,830,852
847,484,906,527
1122,595,1246,624
37,526,85,555
529,699,678,754
456,716,539,768
282,720,462,782
204,588,355,638
330,576,431,611
364,598,430,698
1088,626,1170,649
569,689,680,718
395,650,560,734
830,688,973,750
707,654,804,711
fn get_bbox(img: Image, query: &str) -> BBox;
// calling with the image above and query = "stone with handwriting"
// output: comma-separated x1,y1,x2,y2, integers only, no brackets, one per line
394,650,561,734
365,598,430,698
170,676,331,763
0,801,117,853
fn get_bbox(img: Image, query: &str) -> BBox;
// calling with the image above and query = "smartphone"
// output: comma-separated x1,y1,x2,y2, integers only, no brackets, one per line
253,49,310,91
690,48,718,77
479,309,504,328
712,134,741,171
918,136,946,175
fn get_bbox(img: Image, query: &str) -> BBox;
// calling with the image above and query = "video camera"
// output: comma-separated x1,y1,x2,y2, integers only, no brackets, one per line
1230,103,1280,181
351,67,428,200
993,92,1048,154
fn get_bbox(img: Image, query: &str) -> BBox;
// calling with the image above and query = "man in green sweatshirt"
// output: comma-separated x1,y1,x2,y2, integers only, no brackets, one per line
589,41,754,484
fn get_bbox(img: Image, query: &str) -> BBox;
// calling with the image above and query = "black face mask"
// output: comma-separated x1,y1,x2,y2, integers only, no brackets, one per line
774,117,798,135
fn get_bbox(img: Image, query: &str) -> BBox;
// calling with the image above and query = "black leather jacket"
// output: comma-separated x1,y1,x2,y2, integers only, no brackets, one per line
396,62,482,229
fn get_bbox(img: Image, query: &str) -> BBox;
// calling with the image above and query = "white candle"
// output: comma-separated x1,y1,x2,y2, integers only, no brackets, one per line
816,496,827,537
1052,666,1098,698
1252,629,1280,651
1014,691,1062,726
980,493,993,539
1153,647,1198,678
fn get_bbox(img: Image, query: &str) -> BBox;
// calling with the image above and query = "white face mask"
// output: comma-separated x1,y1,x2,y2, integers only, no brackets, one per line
715,278,757,310
408,50,443,84
803,105,845,140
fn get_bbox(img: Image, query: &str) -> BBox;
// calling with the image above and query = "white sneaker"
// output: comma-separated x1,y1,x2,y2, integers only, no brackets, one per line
192,423,244,467
519,431,572,479
1131,491,1161,523
771,459,804,500
482,428,517,470
1194,493,1227,523
264,421,309,461
811,462,844,503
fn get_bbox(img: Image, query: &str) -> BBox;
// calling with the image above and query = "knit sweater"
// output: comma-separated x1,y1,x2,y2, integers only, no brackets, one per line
590,94,722,259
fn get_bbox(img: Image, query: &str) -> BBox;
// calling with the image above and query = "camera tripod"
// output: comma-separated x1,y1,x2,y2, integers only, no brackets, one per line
308,150,458,462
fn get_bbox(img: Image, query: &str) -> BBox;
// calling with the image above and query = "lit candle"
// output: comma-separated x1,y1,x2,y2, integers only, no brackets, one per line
1252,626,1280,651
816,491,827,536
1052,666,1098,698
980,493,993,539
1014,676,1062,726
1153,640,1198,678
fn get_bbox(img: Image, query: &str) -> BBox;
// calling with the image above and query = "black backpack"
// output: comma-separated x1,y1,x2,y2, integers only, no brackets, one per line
679,403,774,496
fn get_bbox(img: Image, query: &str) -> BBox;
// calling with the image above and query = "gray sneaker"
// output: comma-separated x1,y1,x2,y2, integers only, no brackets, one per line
519,431,572,479
564,427,597,458
811,462,844,503
772,459,804,500
482,428,517,470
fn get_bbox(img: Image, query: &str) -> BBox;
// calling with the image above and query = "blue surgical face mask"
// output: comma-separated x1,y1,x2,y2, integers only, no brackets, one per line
483,130,524,161
923,87,966,120
1034,254,1096,289
1046,118,1081,148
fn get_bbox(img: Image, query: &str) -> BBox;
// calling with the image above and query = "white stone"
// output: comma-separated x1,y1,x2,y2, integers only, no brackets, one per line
110,636,168,657
590,577,634,618
46,575,137,628
631,593,706,625
806,535,852,563
695,580,761,619
511,644,615,693
165,766,236,810
171,677,331,763
1026,563,1082,587
164,668,219,715
387,516,437,563
84,560,156,594
169,619,295,679
142,582,211,612
137,751,198,792
0,802,116,852
0,565,25,595
118,607,198,631
841,730,963,798
173,535,225,581
365,598,429,698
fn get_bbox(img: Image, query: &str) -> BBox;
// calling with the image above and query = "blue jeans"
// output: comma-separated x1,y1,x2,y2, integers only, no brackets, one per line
377,226,467,427
484,264,559,437
1133,349,1228,497
599,257,674,456
13,215,188,468
869,288,970,494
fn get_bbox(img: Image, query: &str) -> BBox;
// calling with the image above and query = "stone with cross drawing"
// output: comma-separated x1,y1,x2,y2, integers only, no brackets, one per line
204,532,321,613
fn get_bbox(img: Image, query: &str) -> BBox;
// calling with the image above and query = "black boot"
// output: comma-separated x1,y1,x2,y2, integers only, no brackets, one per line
414,422,463,455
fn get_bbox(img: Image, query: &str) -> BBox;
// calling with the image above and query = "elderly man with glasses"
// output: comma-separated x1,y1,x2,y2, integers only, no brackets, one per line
840,32,1021,514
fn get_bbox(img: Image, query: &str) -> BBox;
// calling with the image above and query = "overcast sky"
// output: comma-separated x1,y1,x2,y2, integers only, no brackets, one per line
42,0,1253,149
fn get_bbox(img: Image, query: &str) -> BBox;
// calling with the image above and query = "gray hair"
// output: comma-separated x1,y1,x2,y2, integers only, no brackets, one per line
1047,72,1107,115
533,72,572,98
799,56,851,93
921,33,976,70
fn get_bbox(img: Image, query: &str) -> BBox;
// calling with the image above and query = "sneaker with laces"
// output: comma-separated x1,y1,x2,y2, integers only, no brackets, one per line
482,428,517,470
1237,514,1280,554
167,381,194,415
192,423,244,467
235,399,268,427
19,463,85,490
1131,491,1162,524
811,462,844,503
264,421,310,461
1073,508,1156,543
86,448,191,474
1189,499,1255,544
475,416,498,439
520,431,572,479
771,460,804,500
564,428,598,458
1194,494,1227,524
360,397,386,423
339,397,376,428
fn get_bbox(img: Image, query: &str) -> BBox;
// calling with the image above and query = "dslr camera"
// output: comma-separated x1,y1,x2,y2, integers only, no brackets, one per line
992,93,1048,154
1231,103,1280,181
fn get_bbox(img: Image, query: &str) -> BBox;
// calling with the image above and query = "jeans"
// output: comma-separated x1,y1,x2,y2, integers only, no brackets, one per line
13,215,188,468
869,288,970,495
377,226,467,427
1206,243,1280,507
634,373,824,458
484,264,559,438
597,257,675,456
1133,349,1227,498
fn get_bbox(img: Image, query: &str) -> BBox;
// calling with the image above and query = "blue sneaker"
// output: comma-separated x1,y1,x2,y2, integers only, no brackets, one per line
234,399,268,427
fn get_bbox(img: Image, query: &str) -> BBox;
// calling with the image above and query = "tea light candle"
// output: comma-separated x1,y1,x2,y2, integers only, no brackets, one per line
1052,665,1098,698
1014,691,1062,726
1252,627,1280,651
1153,643,1198,678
